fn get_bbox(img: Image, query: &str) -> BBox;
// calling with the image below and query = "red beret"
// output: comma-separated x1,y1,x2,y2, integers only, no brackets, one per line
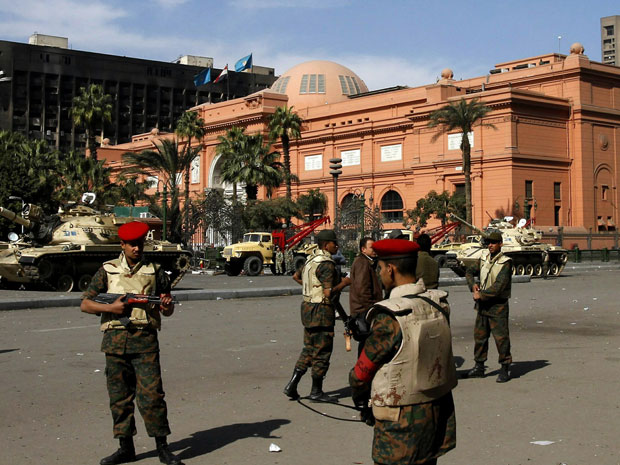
118,221,149,241
373,239,419,259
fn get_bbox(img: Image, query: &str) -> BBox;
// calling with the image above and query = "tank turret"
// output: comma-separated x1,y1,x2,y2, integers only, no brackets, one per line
0,202,191,292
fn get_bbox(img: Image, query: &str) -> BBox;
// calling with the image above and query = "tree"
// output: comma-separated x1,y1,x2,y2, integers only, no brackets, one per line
242,197,300,231
217,129,283,201
404,190,466,229
71,84,113,161
428,98,495,224
0,131,60,237
268,105,302,199
54,150,118,208
296,188,327,221
175,111,206,242
114,175,151,207
122,139,194,243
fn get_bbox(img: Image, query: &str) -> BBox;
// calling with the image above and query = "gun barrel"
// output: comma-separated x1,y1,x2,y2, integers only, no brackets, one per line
0,207,32,228
449,213,482,233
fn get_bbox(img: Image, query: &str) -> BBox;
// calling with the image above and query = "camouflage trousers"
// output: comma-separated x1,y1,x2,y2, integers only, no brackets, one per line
105,352,171,438
294,326,334,378
473,311,512,365
372,393,456,465
275,260,284,275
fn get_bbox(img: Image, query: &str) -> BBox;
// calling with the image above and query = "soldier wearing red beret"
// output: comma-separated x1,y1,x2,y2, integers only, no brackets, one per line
80,221,182,465
350,239,457,465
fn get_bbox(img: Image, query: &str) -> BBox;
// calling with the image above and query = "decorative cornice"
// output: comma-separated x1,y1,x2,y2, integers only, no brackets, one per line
203,115,265,133
292,123,413,147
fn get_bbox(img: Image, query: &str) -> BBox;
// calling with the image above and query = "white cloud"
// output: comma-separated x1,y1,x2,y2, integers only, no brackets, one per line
154,0,190,7
229,0,351,9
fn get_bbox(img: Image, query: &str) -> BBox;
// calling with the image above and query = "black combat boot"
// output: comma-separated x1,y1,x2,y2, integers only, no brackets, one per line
467,361,485,378
308,375,330,401
496,364,511,383
283,368,304,399
155,437,182,465
100,437,136,465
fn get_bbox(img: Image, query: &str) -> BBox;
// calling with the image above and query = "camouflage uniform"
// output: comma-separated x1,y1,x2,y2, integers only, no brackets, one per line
285,249,294,275
294,259,339,378
275,249,284,275
466,251,513,365
350,287,457,465
82,255,172,439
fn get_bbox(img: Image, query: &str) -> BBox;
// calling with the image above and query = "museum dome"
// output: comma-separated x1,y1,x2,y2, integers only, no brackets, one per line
270,60,369,109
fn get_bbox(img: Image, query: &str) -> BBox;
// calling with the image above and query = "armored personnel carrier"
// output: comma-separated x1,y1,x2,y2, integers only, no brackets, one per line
0,202,191,292
444,216,568,278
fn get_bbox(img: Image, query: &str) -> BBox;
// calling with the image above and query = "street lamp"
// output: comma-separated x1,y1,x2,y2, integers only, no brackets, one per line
329,158,343,230
154,180,168,241
8,196,25,234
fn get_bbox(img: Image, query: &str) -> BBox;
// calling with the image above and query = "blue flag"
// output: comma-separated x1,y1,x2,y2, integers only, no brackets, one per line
193,68,211,87
235,53,253,72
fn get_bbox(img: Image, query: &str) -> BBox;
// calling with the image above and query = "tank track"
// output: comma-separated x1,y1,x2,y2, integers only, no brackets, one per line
21,251,192,291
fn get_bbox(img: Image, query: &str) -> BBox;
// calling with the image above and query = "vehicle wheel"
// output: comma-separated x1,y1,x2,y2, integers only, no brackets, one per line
56,274,74,292
175,254,191,272
294,255,306,273
515,264,525,275
533,264,543,276
78,274,93,292
525,264,534,276
450,266,465,277
549,263,559,276
37,259,54,280
435,255,447,268
225,261,242,276
243,256,263,276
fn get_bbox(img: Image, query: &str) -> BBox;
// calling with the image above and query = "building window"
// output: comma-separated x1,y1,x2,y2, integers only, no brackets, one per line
455,184,465,199
381,190,404,222
604,25,614,36
608,217,616,232
554,182,561,200
602,185,609,201
525,180,533,199
299,74,325,94
554,206,560,226
598,216,606,232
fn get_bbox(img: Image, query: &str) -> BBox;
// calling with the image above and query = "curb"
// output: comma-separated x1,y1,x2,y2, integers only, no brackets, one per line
0,277,531,311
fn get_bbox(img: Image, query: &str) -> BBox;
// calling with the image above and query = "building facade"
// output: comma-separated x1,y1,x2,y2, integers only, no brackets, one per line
100,46,620,247
0,36,277,151
601,15,620,66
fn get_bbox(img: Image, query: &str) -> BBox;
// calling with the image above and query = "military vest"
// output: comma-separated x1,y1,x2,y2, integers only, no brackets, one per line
99,254,161,331
480,249,512,299
368,281,457,413
302,249,334,303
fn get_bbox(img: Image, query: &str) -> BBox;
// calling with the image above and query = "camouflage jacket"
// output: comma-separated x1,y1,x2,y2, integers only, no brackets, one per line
465,253,512,317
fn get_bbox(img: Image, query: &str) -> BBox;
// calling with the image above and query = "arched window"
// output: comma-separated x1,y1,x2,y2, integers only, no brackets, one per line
340,193,362,225
381,190,403,222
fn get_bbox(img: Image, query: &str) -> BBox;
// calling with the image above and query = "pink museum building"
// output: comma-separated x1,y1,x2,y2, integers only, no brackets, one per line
100,44,620,247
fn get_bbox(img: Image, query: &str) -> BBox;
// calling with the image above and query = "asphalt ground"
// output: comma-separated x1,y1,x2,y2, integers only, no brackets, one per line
1,267,619,464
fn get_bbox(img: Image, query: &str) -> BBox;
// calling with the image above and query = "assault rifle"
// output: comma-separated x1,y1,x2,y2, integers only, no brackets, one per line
92,293,179,306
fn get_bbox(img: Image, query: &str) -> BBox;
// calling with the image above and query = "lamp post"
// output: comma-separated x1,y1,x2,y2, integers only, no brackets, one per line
8,196,25,234
155,181,168,241
329,157,343,230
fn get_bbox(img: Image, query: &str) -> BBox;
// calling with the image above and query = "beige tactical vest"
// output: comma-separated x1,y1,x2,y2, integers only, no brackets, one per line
368,281,457,419
480,249,512,299
99,254,161,331
302,249,334,303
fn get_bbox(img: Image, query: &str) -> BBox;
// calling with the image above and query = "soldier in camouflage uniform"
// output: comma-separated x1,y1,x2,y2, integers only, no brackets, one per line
465,230,513,383
350,239,457,465
284,248,294,275
275,246,284,275
81,221,182,465
283,229,350,401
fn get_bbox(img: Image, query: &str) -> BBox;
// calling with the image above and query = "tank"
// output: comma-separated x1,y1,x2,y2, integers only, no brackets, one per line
444,216,568,278
0,203,192,292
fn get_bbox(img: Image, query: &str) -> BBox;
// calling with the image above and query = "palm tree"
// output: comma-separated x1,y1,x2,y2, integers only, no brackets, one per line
296,188,327,221
54,150,117,208
122,139,196,243
219,132,283,201
428,98,495,224
175,111,206,242
71,84,113,161
115,175,150,208
216,126,248,202
268,105,302,199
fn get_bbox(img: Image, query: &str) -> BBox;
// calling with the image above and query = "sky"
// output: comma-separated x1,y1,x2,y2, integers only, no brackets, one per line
0,0,618,90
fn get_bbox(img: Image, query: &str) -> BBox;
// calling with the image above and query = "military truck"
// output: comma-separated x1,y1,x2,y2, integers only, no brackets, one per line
222,217,329,276
444,215,568,277
0,201,191,291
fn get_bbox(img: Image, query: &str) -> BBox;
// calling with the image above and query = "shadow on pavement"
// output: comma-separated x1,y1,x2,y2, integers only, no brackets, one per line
325,385,351,399
155,419,291,461
0,348,20,354
457,359,550,380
